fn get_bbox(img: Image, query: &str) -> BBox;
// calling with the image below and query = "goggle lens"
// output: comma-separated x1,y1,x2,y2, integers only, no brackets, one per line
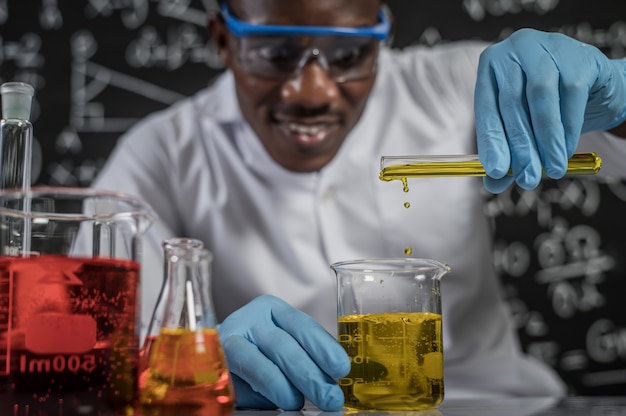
234,35,381,83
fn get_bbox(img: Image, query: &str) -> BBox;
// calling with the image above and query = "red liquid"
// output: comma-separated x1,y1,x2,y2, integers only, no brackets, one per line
0,255,140,412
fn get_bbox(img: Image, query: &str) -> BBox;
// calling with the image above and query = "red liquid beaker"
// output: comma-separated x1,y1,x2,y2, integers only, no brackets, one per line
0,187,155,413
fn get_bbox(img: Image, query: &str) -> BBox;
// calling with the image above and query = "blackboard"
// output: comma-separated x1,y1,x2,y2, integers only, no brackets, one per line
1,0,625,395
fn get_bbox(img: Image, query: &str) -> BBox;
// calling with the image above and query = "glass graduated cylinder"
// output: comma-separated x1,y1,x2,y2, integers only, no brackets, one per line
379,152,602,181
0,82,34,191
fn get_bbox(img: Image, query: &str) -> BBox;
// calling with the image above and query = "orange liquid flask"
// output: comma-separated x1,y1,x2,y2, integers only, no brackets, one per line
139,238,205,376
139,240,235,415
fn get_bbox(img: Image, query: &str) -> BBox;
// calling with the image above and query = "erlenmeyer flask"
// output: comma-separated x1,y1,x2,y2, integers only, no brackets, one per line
139,237,205,376
139,241,235,414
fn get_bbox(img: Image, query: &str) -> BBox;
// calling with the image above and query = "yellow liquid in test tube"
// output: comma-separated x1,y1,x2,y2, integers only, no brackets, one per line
380,152,602,257
379,152,602,181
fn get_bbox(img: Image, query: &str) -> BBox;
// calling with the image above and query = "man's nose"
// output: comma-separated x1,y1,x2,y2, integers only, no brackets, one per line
280,62,339,107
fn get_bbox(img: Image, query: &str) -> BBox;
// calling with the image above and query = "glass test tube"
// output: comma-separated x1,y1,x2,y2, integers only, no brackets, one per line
379,152,602,181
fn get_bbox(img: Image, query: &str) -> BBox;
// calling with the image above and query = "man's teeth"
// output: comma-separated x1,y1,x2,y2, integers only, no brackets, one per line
288,123,325,135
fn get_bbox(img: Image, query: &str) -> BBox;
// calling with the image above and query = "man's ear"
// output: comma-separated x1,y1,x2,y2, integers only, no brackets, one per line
208,10,231,66
381,2,395,47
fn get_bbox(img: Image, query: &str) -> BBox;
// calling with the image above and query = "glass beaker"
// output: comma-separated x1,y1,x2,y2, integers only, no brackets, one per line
0,186,155,412
139,243,235,415
331,258,451,411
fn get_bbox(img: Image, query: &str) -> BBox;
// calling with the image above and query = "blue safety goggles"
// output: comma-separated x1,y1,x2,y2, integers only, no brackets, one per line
221,4,391,82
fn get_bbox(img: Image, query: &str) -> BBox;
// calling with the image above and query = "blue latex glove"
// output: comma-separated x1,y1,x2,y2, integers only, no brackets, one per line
217,295,350,411
475,28,626,193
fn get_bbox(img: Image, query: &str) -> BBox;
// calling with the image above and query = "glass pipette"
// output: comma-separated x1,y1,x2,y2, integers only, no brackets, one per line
379,152,601,181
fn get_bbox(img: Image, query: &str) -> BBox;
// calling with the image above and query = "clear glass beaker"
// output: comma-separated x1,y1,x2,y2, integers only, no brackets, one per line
0,186,155,412
331,258,451,411
139,243,235,415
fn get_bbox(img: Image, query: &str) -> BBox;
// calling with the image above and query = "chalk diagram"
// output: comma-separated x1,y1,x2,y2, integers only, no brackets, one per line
49,0,223,186
487,178,626,392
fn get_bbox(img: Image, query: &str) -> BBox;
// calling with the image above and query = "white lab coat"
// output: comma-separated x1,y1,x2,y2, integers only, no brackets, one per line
93,41,626,398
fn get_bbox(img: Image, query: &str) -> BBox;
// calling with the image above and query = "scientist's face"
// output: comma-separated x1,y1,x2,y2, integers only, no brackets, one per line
211,0,383,172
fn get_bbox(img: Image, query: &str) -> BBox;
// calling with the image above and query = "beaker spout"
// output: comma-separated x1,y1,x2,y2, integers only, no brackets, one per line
434,262,452,280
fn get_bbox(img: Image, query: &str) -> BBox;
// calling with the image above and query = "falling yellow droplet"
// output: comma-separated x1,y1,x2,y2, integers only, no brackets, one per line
404,247,413,255
404,202,410,208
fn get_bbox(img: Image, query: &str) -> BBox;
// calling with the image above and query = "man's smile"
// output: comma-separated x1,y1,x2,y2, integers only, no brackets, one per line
273,114,341,149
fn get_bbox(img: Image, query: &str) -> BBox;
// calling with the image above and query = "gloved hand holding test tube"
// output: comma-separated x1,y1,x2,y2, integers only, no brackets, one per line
379,151,601,182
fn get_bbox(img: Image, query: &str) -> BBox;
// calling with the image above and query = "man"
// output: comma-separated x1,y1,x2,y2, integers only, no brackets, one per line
92,0,626,411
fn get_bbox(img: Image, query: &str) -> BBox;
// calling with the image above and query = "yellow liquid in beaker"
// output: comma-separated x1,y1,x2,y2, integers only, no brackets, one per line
337,312,443,411
140,328,235,413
